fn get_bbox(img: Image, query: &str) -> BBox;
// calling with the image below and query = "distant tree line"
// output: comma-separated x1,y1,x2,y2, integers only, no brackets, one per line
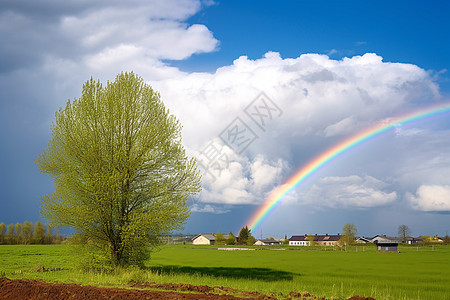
0,221,64,245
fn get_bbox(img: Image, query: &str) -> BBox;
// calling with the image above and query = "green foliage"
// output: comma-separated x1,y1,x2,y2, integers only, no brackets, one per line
33,221,46,244
0,222,5,244
341,223,358,245
0,221,59,245
226,232,236,245
22,221,33,244
6,224,15,244
246,235,256,245
214,232,226,245
36,72,201,268
307,234,315,246
238,226,251,245
15,223,23,244
45,224,53,244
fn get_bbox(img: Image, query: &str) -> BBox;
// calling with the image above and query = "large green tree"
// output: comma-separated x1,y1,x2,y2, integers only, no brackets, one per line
36,72,201,268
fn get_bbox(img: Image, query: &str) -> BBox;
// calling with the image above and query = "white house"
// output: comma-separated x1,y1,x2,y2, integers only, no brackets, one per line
254,239,282,246
289,234,341,246
192,234,215,245
192,233,229,245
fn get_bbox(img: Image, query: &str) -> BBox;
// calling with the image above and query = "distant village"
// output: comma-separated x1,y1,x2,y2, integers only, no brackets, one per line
167,231,449,253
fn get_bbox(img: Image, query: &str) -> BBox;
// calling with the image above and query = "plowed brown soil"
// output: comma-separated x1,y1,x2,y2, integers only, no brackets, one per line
0,277,375,299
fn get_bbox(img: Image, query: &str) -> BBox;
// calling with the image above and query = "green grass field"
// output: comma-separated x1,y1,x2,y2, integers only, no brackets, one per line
0,244,449,299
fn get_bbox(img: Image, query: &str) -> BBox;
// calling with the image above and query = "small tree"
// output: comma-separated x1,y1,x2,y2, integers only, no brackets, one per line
247,235,256,245
0,222,6,244
398,224,411,243
6,224,15,244
15,223,23,244
33,221,46,244
46,224,54,244
420,235,432,244
23,221,33,244
443,235,450,244
215,232,226,245
307,234,315,246
226,232,236,245
342,223,358,246
238,226,251,245
54,228,64,244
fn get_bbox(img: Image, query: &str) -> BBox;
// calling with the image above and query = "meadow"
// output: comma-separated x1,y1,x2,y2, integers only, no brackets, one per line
0,244,449,299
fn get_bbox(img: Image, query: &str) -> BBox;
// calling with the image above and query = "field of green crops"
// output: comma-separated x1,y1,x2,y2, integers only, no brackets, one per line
0,244,449,299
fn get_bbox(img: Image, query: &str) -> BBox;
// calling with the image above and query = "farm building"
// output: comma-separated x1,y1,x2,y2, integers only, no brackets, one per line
405,237,423,244
355,237,372,243
370,235,400,243
191,233,229,245
254,239,282,246
289,234,341,246
374,237,399,252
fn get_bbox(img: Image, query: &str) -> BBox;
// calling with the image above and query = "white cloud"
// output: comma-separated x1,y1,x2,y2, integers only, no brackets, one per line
191,204,230,214
407,185,450,212
150,52,443,207
324,116,355,137
154,52,439,149
300,175,397,209
192,139,287,205
0,0,218,79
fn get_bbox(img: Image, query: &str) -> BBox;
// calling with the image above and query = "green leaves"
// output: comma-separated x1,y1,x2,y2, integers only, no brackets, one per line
37,72,201,268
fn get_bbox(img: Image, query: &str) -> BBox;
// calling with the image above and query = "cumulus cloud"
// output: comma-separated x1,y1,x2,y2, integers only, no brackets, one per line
407,185,450,212
154,52,440,151
191,139,287,205
300,175,397,209
191,204,231,214
151,52,442,207
0,0,218,78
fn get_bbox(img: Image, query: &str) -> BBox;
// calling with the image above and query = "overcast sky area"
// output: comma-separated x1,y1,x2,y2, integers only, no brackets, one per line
1,0,449,238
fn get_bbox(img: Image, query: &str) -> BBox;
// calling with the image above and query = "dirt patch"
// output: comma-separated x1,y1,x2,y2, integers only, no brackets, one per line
129,281,263,298
0,277,375,300
0,277,245,299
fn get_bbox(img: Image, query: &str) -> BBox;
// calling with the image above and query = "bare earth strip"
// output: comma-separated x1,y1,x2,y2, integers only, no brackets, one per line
0,278,375,300
0,278,250,300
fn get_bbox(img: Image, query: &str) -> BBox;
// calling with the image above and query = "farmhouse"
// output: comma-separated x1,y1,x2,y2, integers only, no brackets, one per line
370,235,400,243
355,237,372,243
289,234,341,246
254,239,282,246
192,233,230,245
405,236,423,244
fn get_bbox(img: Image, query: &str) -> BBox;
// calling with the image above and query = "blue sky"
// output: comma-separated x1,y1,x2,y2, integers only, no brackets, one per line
0,0,449,238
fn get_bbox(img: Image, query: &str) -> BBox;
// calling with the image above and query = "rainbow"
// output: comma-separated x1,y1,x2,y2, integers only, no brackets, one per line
246,102,450,232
